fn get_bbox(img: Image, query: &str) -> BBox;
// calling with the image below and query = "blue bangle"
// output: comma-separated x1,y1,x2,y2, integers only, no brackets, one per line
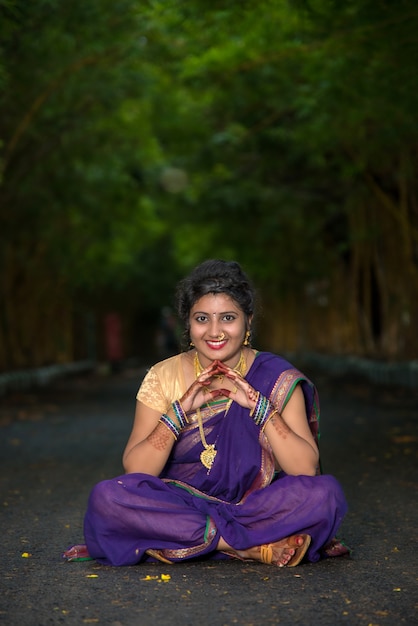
251,393,273,427
172,400,188,429
159,414,180,440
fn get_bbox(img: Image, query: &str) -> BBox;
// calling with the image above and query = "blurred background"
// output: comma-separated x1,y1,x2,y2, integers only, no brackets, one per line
0,0,417,376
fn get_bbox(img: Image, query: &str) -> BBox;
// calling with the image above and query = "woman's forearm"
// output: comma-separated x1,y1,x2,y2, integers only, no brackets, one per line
123,410,181,475
263,413,319,476
123,422,174,474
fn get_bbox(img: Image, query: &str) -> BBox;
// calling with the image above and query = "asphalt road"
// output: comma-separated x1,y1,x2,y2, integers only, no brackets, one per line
0,363,417,626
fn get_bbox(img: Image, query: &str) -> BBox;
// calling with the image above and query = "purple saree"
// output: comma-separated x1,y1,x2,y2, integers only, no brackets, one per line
83,352,348,566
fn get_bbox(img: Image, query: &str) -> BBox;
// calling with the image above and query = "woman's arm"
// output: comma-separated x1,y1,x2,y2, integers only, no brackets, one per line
122,401,178,475
123,360,223,475
262,384,319,476
213,361,319,477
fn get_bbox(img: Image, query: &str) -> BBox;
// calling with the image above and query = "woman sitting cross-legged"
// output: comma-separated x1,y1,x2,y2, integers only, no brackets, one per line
64,259,349,567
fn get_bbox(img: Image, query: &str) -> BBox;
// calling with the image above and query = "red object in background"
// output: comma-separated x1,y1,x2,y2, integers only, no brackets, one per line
104,313,123,362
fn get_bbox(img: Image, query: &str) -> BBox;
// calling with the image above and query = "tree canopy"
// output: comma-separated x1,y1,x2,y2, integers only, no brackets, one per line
1,0,417,369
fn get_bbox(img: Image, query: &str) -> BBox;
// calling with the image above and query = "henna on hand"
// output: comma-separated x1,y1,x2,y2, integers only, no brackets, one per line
247,386,258,403
211,388,231,399
214,360,236,379
211,360,260,412
180,377,211,412
215,362,256,401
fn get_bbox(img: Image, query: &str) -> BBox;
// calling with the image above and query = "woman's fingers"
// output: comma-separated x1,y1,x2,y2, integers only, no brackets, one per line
185,359,258,411
210,388,232,399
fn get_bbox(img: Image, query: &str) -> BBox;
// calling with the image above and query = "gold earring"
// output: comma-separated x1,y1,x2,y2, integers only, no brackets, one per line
189,341,195,347
243,330,251,346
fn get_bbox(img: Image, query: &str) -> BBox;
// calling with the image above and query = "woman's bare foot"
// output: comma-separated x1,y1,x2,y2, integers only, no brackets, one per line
222,534,311,567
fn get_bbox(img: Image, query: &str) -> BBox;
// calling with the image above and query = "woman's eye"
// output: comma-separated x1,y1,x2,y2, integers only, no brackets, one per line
223,314,236,322
195,315,207,323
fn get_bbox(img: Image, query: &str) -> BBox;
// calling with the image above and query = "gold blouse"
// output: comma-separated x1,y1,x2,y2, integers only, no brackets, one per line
136,354,187,413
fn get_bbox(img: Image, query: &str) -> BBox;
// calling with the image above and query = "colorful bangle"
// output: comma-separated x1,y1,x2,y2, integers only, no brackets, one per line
172,400,188,429
251,393,273,427
159,414,180,440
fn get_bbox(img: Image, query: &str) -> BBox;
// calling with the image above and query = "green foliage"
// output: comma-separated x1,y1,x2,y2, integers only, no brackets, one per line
1,0,417,366
1,1,152,285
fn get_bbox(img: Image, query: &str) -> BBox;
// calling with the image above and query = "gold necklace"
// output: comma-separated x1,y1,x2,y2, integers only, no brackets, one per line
193,350,246,470
196,407,217,470
193,350,247,378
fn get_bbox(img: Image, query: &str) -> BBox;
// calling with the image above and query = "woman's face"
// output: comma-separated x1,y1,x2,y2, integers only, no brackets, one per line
189,293,249,368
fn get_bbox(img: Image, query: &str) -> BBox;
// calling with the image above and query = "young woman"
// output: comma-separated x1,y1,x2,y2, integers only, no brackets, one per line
65,260,348,567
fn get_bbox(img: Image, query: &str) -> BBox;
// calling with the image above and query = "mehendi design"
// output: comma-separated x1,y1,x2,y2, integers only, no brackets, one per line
269,413,290,439
247,386,258,402
147,422,174,451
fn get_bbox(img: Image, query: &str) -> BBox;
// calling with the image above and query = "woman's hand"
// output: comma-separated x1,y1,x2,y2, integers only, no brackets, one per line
179,360,226,413
206,360,260,412
210,360,319,476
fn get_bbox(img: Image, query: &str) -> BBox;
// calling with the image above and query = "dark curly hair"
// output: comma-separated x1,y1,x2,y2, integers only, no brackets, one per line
175,259,256,348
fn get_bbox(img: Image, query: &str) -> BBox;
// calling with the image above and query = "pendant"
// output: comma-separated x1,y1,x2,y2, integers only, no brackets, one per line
200,444,217,470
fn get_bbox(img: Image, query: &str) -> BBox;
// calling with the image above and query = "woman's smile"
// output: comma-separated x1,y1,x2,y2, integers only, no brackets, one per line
206,338,228,351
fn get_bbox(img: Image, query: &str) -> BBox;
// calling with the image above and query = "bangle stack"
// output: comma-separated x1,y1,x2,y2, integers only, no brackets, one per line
250,392,277,430
171,400,188,429
159,400,188,441
159,414,181,440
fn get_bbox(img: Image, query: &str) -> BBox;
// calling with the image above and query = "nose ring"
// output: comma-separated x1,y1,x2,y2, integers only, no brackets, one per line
218,332,225,340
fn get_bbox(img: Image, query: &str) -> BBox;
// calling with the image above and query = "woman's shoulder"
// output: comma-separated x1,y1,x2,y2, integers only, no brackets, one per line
137,353,187,411
253,351,314,386
142,352,189,403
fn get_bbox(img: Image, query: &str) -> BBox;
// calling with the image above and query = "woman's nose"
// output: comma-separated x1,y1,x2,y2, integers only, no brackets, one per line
208,321,222,337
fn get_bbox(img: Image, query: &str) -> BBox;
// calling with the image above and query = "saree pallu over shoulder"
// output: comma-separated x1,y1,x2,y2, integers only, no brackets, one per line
160,352,319,503
253,353,320,443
